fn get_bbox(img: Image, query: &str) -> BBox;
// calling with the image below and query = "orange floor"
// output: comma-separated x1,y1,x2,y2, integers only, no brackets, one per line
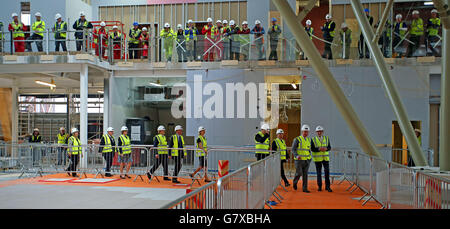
266,179,382,209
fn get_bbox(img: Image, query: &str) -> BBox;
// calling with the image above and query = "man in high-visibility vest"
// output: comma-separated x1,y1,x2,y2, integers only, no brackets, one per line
226,20,240,61
93,21,108,58
254,123,270,161
161,23,175,62
190,126,211,182
185,19,199,61
53,14,67,52
110,25,122,60
408,129,422,167
66,128,82,177
26,12,45,52
168,125,186,183
321,14,335,59
202,18,216,62
221,20,231,60
72,11,93,51
272,129,290,187
301,19,314,60
118,126,132,179
291,124,312,192
393,14,408,58
9,13,27,53
426,9,441,56
176,24,187,62
129,22,141,59
268,17,281,61
147,125,171,181
311,126,332,192
358,8,374,59
239,21,251,61
339,22,352,59
407,10,424,57
251,20,265,61
99,127,116,177
56,127,69,165
29,128,42,166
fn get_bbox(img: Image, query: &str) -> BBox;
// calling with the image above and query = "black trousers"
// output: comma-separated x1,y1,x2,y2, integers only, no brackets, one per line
359,35,370,58
256,153,269,161
129,43,139,59
268,40,278,60
103,152,114,175
322,37,333,59
293,159,311,191
149,154,169,177
281,159,289,184
172,156,182,180
55,41,67,51
26,34,43,52
314,161,331,189
67,154,80,176
407,35,421,57
426,35,440,56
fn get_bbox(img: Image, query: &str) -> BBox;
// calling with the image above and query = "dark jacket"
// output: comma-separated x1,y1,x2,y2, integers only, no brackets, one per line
254,132,270,144
310,136,331,153
98,134,116,153
72,19,93,39
29,134,42,143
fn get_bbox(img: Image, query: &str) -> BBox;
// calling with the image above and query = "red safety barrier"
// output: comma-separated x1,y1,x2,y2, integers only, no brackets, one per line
425,178,442,209
218,160,229,178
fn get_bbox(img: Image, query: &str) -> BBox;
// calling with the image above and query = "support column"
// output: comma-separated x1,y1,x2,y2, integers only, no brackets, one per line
272,0,382,158
80,64,88,168
11,85,18,158
439,11,450,171
103,76,110,133
350,0,427,166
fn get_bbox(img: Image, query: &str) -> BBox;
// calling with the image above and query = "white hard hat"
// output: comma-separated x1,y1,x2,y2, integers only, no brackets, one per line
107,127,114,132
80,11,86,17
60,127,65,131
412,10,419,15
431,9,438,14
121,126,128,132
33,128,39,132
175,125,183,131
229,20,235,26
396,14,402,19
198,126,206,132
164,23,170,28
315,126,324,132
261,123,270,131
55,13,62,20
142,26,147,31
216,20,222,24
113,25,118,29
157,125,166,132
242,21,248,25
223,20,228,24
35,12,41,17
177,24,182,29
306,19,312,25
301,124,310,131
71,128,79,134
341,22,348,29
12,13,18,18
276,129,284,134
207,18,213,23
255,20,261,25
187,19,193,24
325,14,332,20
100,21,106,27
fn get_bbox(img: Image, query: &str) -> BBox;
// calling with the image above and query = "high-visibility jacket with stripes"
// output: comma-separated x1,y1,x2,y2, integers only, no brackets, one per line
129,28,141,44
184,27,198,42
274,138,287,160
312,136,330,162
119,135,131,155
54,21,67,39
294,136,311,160
57,133,68,144
427,18,440,37
154,134,168,155
305,27,314,40
411,18,424,36
255,131,270,154
32,20,46,37
10,22,25,38
196,135,207,157
68,136,81,155
171,134,186,157
101,134,115,153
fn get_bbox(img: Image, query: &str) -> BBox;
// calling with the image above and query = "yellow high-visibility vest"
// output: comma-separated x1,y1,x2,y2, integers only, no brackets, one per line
119,135,131,154
294,136,311,160
255,131,270,154
274,138,287,160
171,134,186,157
312,136,330,162
197,135,207,157
155,134,168,155
69,136,81,155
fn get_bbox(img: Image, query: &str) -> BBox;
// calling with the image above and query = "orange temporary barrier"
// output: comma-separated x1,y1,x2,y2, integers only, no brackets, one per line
218,160,229,178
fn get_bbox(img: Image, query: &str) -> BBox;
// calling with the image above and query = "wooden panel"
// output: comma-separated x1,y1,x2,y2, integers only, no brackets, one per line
187,3,196,21
239,1,247,22
138,5,147,23
0,88,12,142
115,6,123,24
122,6,132,35
429,104,439,166
214,2,221,20
222,2,230,21
99,7,107,21
176,4,183,27
230,2,239,24
163,4,171,25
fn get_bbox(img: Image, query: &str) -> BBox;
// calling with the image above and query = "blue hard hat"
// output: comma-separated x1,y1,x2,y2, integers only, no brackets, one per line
133,22,139,26
364,8,370,12
272,17,277,22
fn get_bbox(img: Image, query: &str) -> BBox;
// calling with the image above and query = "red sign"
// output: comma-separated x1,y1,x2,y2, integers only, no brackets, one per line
147,0,197,4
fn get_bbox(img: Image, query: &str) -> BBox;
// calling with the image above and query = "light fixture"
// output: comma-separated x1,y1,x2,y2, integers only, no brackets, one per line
424,1,434,5
35,79,56,88
97,90,104,94
149,79,164,87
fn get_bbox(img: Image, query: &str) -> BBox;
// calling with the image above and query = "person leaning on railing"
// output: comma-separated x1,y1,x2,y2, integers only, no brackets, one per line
53,13,67,52
98,127,116,177
291,124,312,192
272,129,290,187
66,128,82,177
9,13,27,53
251,20,265,61
226,20,240,61
239,21,251,61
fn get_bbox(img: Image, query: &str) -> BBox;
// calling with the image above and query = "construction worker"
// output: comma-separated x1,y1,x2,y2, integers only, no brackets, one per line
202,18,216,62
426,9,441,56
393,14,408,58
56,127,69,165
239,21,251,61
176,24,187,62
66,128,81,177
9,13,27,53
140,27,150,59
169,125,186,183
185,19,199,61
221,20,231,60
339,22,352,59
407,129,422,167
321,14,335,59
251,20,265,60
118,126,132,179
25,12,45,52
190,126,211,182
311,126,332,192
272,129,290,187
359,8,374,59
407,10,424,57
301,19,314,60
29,128,42,165
147,125,170,181
378,20,392,58
53,14,67,52
268,18,281,61
93,21,108,58
72,11,93,51
227,20,241,61
254,123,270,161
161,23,175,62
129,22,141,59
110,25,122,60
291,124,312,192
99,127,116,177
214,20,224,60
0,21,3,52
